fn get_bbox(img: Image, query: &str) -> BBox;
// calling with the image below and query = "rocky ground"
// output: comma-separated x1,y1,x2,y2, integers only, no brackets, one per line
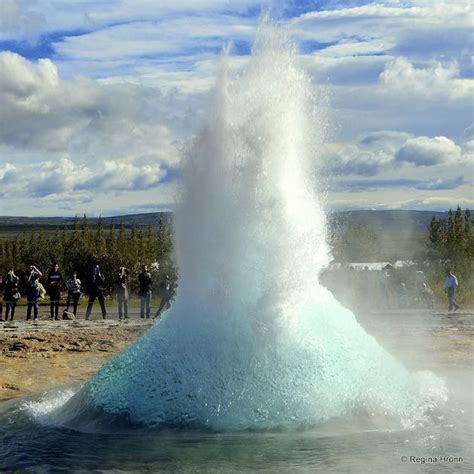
0,317,154,401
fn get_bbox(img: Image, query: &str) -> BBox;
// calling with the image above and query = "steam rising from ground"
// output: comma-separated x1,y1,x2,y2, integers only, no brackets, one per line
51,25,446,432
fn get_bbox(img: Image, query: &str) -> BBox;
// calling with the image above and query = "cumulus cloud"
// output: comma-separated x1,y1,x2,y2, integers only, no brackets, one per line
323,130,472,208
323,130,411,176
324,147,390,177
1,1,472,215
0,50,182,211
0,156,171,199
293,1,473,139
379,58,472,101
0,52,182,165
395,136,462,166
79,161,167,192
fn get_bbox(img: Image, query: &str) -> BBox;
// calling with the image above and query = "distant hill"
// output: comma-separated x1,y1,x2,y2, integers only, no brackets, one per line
0,212,172,234
0,210,445,235
329,210,448,234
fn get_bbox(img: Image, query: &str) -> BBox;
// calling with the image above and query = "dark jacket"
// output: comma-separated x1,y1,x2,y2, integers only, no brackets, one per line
138,272,152,295
4,273,20,301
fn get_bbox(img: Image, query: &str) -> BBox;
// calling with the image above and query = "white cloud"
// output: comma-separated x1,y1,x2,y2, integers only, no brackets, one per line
53,19,245,61
323,130,472,205
292,1,472,56
0,162,16,180
0,0,45,40
393,196,474,211
0,156,170,199
1,1,472,215
79,160,167,192
323,131,412,176
379,58,472,101
291,1,473,141
395,136,462,166
328,195,474,212
0,0,259,42
324,146,392,177
464,124,474,140
0,52,182,211
0,51,181,162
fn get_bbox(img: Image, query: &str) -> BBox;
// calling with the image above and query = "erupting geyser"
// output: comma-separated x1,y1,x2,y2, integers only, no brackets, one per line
53,26,446,431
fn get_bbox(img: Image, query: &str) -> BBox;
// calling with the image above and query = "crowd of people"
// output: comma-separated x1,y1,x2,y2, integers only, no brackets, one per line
395,269,460,311
0,263,176,322
320,265,461,313
0,262,462,322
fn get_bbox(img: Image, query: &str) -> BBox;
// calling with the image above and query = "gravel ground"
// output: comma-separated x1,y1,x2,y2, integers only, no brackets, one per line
0,318,154,401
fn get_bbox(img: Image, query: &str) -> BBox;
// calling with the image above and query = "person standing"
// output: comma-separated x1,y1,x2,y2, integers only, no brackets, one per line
65,271,81,317
138,265,152,319
445,270,460,311
115,267,129,320
26,265,42,321
3,268,20,321
421,282,434,309
154,274,174,319
0,274,4,321
47,263,64,320
85,265,107,320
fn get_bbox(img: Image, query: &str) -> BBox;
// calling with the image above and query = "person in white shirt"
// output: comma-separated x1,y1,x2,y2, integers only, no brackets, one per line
65,271,81,316
445,270,460,311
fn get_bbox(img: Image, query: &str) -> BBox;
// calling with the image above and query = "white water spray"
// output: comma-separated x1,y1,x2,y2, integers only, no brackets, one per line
53,26,446,431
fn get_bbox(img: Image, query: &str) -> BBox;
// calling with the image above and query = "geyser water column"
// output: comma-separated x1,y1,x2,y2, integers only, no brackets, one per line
55,27,446,431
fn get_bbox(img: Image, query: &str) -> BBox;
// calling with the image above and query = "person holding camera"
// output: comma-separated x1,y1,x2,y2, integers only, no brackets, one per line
85,265,107,320
26,264,43,321
3,268,20,321
138,265,152,319
115,267,129,320
65,271,81,317
154,274,176,319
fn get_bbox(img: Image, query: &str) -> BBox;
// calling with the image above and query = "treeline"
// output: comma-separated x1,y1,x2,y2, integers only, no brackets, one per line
328,206,473,305
0,215,176,296
425,206,473,301
428,207,472,263
330,206,472,264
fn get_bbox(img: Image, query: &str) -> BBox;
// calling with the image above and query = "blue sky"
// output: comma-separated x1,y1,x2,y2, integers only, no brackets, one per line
0,0,472,216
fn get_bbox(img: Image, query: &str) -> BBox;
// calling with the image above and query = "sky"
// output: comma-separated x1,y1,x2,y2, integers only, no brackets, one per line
0,0,472,216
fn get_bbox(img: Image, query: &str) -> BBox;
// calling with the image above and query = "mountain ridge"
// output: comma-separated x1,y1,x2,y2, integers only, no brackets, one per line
0,210,450,234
